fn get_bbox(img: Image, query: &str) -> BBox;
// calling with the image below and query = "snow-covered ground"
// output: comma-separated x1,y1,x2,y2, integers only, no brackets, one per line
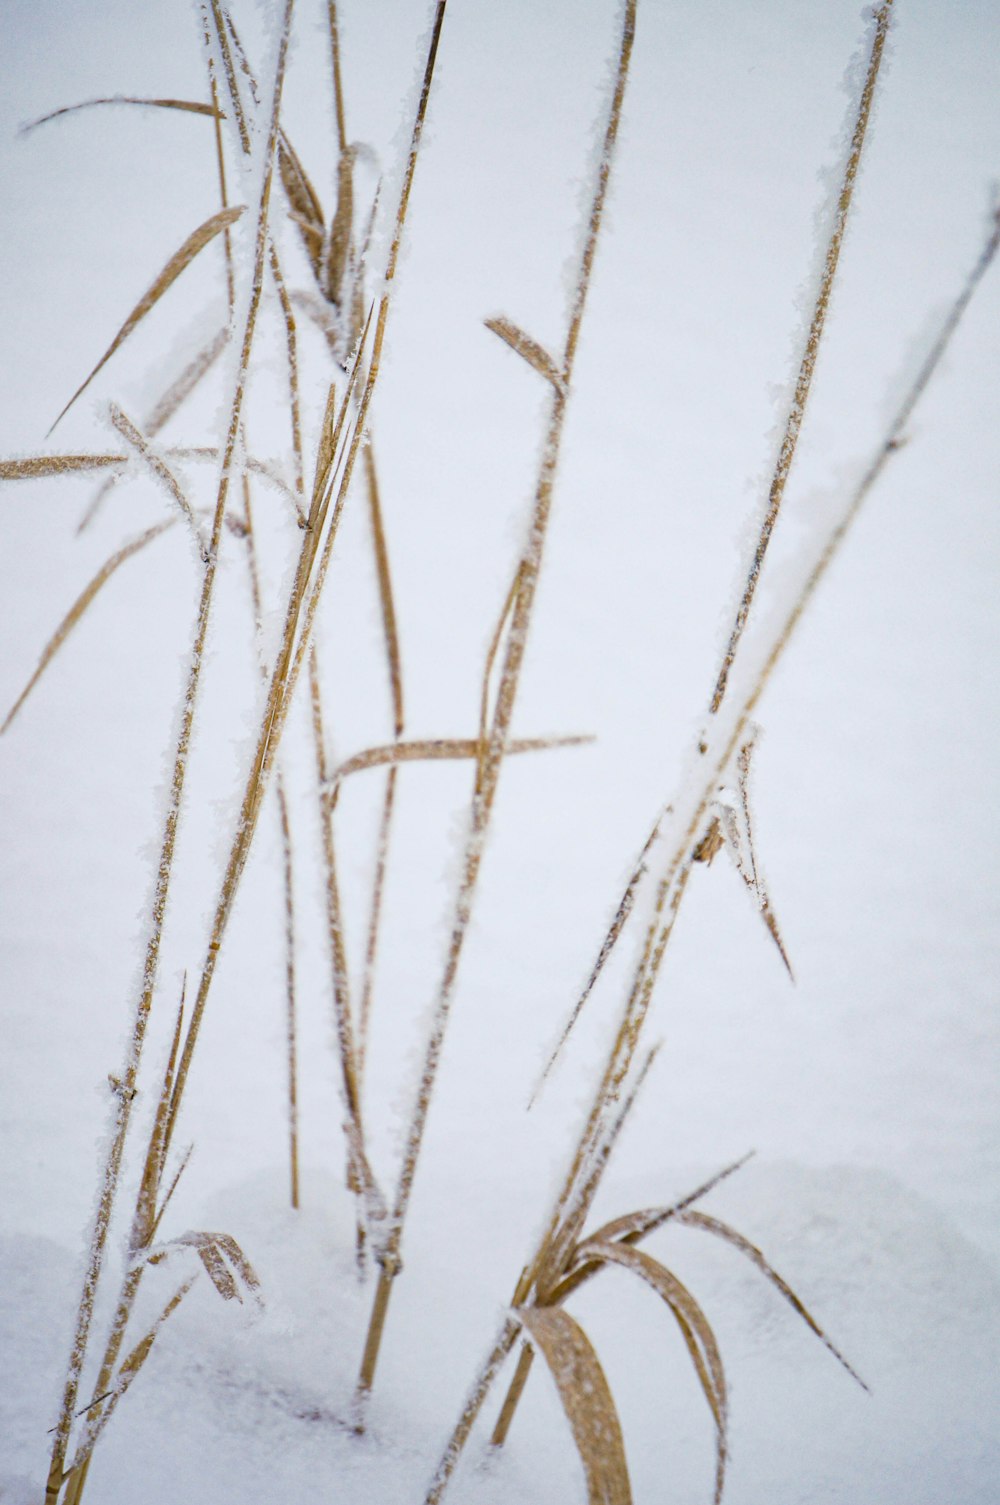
2,2,998,1502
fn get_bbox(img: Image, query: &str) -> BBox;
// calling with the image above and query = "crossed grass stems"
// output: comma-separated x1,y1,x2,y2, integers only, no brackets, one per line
3,0,997,1500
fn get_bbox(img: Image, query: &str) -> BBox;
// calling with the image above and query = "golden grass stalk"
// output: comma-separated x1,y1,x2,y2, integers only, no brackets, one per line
240,469,303,1209
355,444,405,1077
358,0,638,1402
426,1146,748,1505
309,646,375,1247
156,0,448,1217
709,0,893,715
474,75,1000,1505
43,7,296,1497
534,0,895,1091
429,1127,866,1505
202,0,310,1212
429,20,1000,1489
1,520,175,736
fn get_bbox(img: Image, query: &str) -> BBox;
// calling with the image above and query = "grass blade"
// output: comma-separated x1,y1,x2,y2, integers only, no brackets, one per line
22,97,219,134
1,520,175,736
370,6,638,1398
678,1210,867,1389
108,406,207,557
50,205,245,433
583,1241,728,1502
516,1305,632,1505
326,733,593,804
0,453,126,480
533,819,661,1097
485,316,565,393
709,0,894,713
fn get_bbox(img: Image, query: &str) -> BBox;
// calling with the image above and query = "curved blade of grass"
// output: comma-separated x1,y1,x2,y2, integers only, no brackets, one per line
485,316,565,394
50,204,245,433
717,736,793,977
580,1154,755,1258
517,1305,632,1505
584,1240,727,1502
678,1210,867,1389
326,733,593,803
1,519,175,736
22,97,219,134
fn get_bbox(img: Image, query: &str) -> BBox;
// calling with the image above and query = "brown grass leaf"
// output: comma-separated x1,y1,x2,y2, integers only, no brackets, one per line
678,1211,867,1390
516,1305,632,1505
549,1155,756,1309
0,453,126,480
170,1230,261,1304
65,1277,196,1475
325,733,593,804
1,520,175,735
326,145,355,305
583,1240,728,1502
279,135,325,282
51,205,245,431
485,316,565,394
22,97,219,134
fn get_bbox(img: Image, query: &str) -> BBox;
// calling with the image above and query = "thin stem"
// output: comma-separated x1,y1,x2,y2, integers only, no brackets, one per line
709,0,893,714
361,1,638,1402
44,12,296,1495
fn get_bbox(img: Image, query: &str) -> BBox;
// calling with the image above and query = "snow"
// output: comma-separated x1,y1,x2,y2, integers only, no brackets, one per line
2,2,998,1503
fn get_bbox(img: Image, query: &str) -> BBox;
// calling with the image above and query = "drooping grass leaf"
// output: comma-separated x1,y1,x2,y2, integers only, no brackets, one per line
50,205,245,432
516,1305,632,1505
1,519,175,735
485,316,565,394
678,1210,867,1389
22,97,220,134
325,733,593,805
583,1240,728,1503
170,1231,261,1305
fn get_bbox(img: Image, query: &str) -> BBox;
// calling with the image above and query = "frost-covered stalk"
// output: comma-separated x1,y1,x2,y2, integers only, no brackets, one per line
159,0,449,1175
44,9,296,1500
514,0,898,1266
478,85,1000,1486
356,0,639,1403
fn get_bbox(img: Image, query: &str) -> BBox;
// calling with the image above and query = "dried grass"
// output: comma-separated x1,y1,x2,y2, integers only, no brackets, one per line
5,0,997,1501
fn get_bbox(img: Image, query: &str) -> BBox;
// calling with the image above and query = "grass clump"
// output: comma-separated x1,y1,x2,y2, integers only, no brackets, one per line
1,1,996,1501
